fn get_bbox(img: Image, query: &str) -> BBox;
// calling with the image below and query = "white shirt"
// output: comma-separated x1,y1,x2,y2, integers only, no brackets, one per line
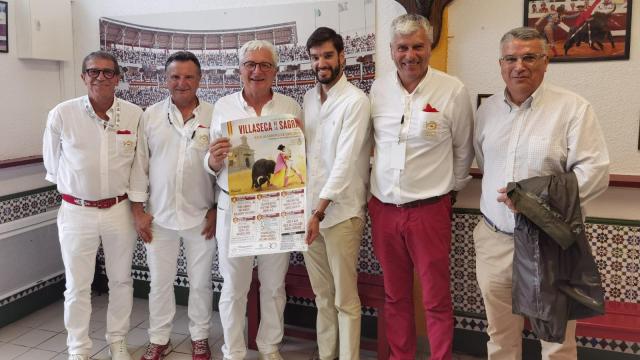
369,68,474,204
129,97,215,230
475,83,610,233
204,90,302,192
303,74,371,228
43,96,142,200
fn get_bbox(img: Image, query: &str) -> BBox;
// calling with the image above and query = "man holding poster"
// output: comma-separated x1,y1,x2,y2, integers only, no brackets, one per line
205,40,301,360
302,27,371,360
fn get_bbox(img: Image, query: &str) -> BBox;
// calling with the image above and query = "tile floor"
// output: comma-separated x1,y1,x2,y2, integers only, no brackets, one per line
0,294,484,359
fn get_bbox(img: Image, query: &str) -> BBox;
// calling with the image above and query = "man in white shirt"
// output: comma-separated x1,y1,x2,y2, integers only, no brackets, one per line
43,51,143,360
368,14,474,360
129,51,216,360
302,27,371,360
474,27,609,360
205,40,302,360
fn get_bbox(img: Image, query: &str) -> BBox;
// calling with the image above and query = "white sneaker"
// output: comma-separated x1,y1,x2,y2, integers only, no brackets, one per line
109,339,132,360
68,355,89,360
258,351,284,360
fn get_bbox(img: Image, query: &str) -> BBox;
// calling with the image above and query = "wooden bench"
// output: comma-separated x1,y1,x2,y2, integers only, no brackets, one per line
248,265,390,359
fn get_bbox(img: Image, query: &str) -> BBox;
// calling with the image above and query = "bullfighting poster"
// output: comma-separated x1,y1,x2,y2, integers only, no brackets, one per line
223,114,308,257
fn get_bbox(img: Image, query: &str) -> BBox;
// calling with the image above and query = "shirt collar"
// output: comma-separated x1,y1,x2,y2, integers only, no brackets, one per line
167,96,201,126
84,95,117,116
315,72,348,101
502,82,545,112
238,88,274,112
394,66,431,96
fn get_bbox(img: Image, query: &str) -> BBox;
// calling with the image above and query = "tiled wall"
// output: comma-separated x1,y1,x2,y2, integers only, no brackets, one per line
2,187,639,355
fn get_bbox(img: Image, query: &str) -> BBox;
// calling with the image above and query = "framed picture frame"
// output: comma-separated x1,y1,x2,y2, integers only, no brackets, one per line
523,0,632,62
0,1,7,53
477,94,492,109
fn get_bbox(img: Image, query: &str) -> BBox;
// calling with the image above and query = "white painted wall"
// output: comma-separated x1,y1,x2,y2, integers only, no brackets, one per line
447,0,640,176
0,0,66,161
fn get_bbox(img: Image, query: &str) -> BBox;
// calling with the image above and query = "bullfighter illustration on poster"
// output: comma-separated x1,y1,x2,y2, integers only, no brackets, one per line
223,114,307,257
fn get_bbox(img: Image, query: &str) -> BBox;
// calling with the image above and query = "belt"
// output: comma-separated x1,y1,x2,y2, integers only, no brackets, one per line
62,194,128,209
219,187,229,195
482,215,514,235
381,195,443,208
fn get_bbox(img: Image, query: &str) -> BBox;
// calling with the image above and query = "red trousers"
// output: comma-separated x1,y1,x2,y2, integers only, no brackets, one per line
368,196,453,360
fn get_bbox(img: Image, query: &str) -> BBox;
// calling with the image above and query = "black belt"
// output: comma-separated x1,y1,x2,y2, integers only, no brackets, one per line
219,187,229,195
381,195,443,208
482,214,514,235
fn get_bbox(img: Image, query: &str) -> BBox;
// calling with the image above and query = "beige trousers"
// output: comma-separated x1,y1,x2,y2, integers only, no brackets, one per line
303,217,365,360
473,220,577,360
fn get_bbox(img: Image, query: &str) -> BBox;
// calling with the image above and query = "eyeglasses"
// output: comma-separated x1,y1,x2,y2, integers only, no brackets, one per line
85,68,117,79
499,53,547,65
242,61,275,71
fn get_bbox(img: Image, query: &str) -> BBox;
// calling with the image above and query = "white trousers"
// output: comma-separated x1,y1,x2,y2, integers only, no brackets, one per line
216,192,290,360
57,200,136,355
473,220,578,360
145,221,216,344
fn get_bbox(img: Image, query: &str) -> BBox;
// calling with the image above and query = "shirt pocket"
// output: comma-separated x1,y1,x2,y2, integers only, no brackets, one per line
116,132,136,156
527,136,565,174
416,112,448,143
190,128,210,152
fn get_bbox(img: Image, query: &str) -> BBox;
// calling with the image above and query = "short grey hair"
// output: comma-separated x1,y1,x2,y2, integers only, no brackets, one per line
238,40,279,66
390,14,433,43
500,27,549,53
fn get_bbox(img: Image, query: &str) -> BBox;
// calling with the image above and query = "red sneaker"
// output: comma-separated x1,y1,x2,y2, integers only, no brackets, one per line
140,342,171,360
191,339,211,360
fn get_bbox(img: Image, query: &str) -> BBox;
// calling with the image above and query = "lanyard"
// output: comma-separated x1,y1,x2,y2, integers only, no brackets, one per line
166,100,199,140
397,94,413,143
84,96,120,130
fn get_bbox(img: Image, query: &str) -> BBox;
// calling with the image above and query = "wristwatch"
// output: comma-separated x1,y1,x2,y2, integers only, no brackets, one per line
312,209,325,222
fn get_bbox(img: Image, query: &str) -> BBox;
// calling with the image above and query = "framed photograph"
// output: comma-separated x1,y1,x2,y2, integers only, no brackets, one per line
0,1,7,53
477,94,492,109
523,0,632,62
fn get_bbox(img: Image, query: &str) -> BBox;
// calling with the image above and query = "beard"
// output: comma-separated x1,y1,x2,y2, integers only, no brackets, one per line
314,64,341,84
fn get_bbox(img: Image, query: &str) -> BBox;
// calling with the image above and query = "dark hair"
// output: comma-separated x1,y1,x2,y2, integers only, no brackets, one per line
277,144,285,151
306,27,344,53
82,51,120,75
165,51,202,75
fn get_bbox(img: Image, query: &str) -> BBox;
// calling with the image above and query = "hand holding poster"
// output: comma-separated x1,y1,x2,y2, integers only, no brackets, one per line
223,114,308,257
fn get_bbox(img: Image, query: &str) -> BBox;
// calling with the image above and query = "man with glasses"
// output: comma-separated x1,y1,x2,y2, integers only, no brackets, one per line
474,27,609,359
43,51,143,360
368,14,474,359
302,27,371,360
205,40,301,360
129,51,216,360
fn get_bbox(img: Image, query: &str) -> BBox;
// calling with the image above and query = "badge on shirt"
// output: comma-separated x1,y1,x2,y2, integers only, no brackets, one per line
193,128,210,149
390,142,406,170
117,130,135,155
425,121,438,137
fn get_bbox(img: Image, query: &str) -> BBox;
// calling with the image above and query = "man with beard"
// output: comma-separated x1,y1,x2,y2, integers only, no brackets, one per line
302,27,371,360
129,51,216,360
43,51,142,360
205,40,301,360
368,14,473,359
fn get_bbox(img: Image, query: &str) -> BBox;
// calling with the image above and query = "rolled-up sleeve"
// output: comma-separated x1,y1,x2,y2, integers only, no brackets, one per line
43,108,62,184
128,112,151,202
